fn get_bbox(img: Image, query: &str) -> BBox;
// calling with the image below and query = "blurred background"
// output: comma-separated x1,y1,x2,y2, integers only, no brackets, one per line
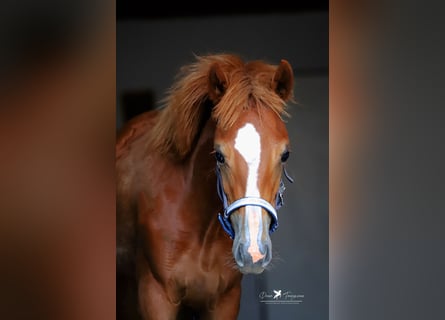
117,2,328,319
0,1,115,319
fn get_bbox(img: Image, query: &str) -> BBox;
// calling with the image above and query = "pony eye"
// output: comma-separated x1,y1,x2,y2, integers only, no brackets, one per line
215,151,225,164
281,150,290,163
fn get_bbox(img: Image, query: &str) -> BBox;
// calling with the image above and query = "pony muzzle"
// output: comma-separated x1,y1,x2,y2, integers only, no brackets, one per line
232,235,272,274
230,205,274,274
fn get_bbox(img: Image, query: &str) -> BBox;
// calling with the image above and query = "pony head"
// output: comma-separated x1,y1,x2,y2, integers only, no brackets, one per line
208,56,294,274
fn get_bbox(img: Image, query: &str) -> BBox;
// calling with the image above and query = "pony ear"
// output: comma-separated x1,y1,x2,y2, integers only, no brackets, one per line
208,63,228,103
272,59,294,101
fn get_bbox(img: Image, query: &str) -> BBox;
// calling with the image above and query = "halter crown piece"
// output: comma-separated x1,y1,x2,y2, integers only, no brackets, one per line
216,165,294,239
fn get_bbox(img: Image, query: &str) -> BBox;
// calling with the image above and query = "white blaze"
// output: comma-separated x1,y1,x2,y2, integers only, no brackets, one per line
234,123,264,263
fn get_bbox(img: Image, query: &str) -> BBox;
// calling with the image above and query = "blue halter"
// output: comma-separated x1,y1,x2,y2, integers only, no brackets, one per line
216,165,293,239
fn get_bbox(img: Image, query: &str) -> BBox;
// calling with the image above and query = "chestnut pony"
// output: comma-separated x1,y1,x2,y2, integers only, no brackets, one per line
116,54,295,319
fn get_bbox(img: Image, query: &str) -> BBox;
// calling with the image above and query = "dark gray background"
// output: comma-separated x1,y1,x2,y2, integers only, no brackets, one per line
117,10,328,319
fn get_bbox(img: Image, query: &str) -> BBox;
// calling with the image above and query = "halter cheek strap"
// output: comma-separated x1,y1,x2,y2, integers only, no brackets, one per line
216,166,293,239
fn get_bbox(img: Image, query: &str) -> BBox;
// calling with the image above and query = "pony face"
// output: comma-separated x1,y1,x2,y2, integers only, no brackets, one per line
214,107,290,274
209,57,294,274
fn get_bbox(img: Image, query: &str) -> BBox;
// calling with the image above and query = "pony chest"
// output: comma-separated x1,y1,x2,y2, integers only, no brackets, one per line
171,256,232,302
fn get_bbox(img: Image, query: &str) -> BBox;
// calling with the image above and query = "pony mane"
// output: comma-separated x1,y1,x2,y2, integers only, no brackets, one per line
148,53,293,160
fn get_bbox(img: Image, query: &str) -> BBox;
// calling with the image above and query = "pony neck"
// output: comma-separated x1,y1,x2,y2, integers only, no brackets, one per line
185,115,216,175
183,117,223,230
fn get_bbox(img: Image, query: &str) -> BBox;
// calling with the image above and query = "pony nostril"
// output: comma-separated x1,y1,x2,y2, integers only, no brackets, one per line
258,243,267,255
234,246,245,267
261,245,272,267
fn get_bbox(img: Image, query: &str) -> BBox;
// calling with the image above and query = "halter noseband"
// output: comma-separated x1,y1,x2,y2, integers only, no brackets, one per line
216,165,293,239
